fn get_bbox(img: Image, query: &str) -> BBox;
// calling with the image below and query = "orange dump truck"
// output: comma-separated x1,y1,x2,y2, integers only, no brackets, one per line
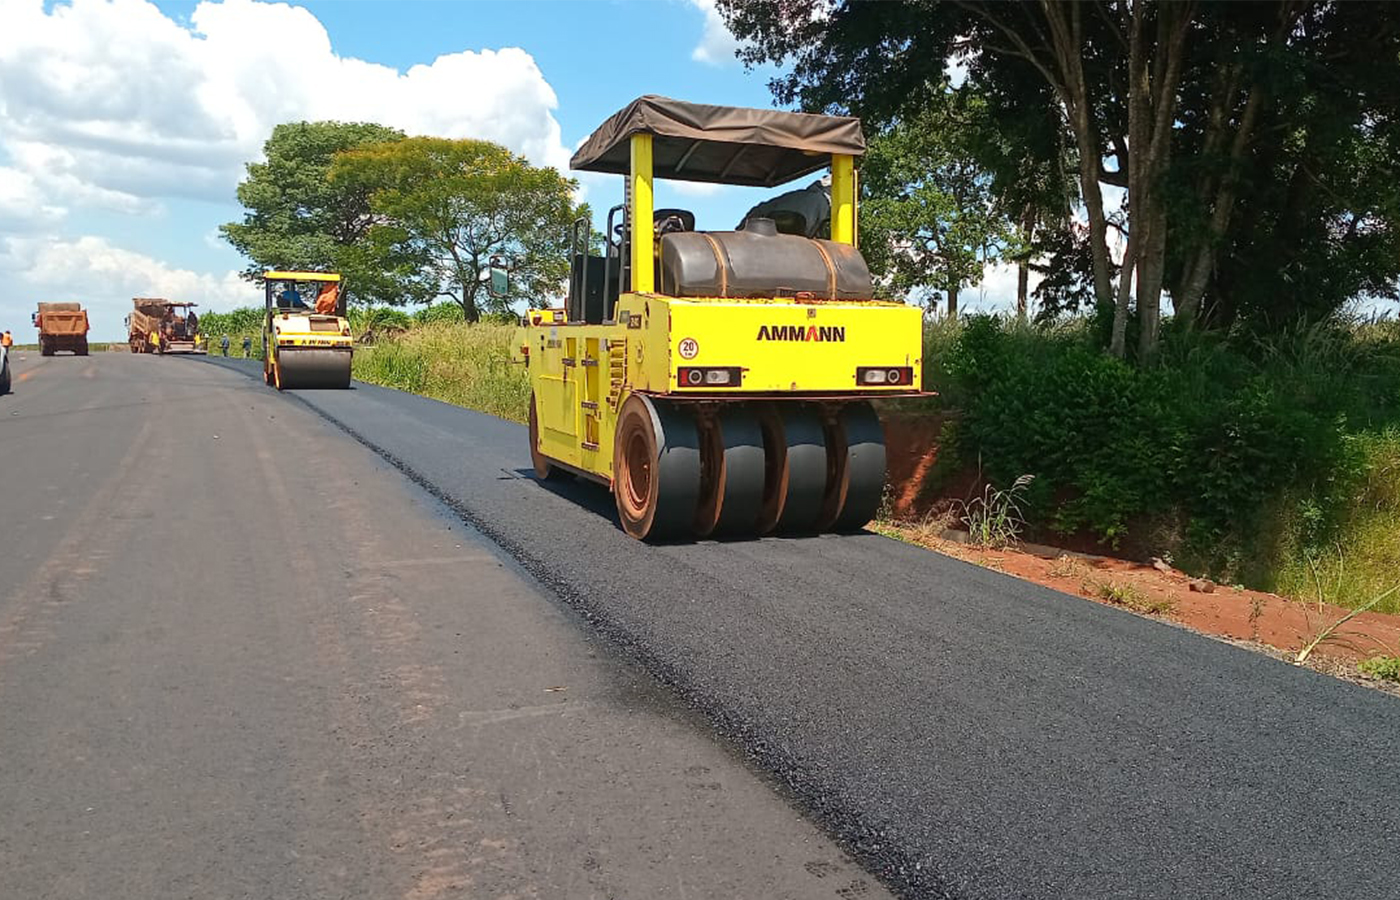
33,302,90,356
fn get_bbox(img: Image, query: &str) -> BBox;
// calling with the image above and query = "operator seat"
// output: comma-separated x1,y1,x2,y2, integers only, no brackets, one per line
654,208,695,235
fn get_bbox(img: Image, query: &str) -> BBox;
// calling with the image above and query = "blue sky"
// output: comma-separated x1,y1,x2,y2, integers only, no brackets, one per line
0,0,811,340
0,0,1028,342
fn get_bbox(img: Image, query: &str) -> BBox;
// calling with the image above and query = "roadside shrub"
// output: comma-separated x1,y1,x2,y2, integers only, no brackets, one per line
414,302,466,325
349,306,413,334
925,314,1400,599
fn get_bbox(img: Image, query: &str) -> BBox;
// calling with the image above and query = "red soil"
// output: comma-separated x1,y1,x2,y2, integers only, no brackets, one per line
879,413,1400,679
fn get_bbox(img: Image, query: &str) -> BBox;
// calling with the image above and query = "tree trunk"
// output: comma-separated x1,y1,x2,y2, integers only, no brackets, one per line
1174,83,1264,326
946,281,959,319
1175,4,1299,325
1042,4,1116,332
1017,205,1033,321
1137,204,1167,362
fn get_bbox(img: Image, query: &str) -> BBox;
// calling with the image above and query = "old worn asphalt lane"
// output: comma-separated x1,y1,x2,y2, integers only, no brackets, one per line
191,354,1400,900
0,352,888,900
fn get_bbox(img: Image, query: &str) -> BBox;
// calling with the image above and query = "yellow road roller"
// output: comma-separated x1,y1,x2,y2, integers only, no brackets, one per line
262,271,353,390
513,96,924,540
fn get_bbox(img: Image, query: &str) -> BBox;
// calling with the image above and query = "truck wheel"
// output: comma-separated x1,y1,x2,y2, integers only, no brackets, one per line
76,338,89,356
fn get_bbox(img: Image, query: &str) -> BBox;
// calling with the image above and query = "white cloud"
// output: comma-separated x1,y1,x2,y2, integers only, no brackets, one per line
0,0,573,212
964,260,1041,316
0,166,67,232
689,0,741,67
0,234,259,340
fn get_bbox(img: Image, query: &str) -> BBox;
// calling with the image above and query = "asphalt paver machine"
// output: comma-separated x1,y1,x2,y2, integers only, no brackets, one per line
262,271,353,390
514,96,924,540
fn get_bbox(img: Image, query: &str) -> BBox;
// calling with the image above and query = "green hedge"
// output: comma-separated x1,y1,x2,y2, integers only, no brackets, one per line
926,315,1400,605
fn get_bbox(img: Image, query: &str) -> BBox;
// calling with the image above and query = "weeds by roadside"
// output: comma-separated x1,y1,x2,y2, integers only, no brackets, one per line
1082,576,1175,615
957,474,1034,549
1358,656,1400,683
1296,581,1400,664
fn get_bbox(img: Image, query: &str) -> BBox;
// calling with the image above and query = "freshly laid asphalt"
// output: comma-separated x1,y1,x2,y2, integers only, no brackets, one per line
0,352,887,900
195,354,1400,900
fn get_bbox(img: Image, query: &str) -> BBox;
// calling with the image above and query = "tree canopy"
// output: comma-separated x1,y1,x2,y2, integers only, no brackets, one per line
220,121,419,306
330,137,584,322
860,92,1010,316
722,0,1400,359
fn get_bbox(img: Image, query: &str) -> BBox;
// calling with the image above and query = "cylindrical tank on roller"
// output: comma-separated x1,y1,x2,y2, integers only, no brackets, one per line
658,219,874,300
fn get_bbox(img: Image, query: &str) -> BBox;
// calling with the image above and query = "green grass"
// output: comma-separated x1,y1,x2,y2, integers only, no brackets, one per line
351,321,529,423
1358,656,1400,683
1271,429,1400,614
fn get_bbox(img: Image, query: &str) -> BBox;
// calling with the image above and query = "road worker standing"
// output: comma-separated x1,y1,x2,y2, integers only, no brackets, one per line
1,330,12,348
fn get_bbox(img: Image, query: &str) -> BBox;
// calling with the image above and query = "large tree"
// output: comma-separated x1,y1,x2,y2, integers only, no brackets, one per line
220,121,428,306
331,138,584,322
722,0,1400,358
861,92,1011,317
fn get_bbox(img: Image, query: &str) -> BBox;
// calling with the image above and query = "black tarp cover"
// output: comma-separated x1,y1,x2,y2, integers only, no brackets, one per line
570,96,865,187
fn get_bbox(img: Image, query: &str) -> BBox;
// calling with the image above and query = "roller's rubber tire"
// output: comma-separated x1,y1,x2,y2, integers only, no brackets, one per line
528,391,573,481
694,406,766,538
613,394,701,541
754,403,828,535
824,402,888,533
773,404,829,534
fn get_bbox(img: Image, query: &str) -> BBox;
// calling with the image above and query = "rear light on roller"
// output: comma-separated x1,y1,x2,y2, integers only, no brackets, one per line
857,366,913,386
677,367,742,387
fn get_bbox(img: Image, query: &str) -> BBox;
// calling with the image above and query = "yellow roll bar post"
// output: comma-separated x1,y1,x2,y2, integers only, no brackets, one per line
630,133,655,293
830,153,856,246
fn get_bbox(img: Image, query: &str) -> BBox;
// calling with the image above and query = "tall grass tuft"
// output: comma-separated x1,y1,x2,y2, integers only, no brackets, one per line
352,321,530,423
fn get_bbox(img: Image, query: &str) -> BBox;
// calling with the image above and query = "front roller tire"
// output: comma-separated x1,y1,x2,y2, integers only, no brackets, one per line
613,394,701,541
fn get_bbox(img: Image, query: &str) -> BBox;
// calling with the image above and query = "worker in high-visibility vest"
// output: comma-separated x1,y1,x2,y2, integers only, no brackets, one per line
149,329,161,353
0,330,12,348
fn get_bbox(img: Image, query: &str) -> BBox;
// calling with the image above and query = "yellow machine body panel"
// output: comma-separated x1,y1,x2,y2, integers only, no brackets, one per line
522,293,922,482
270,312,353,350
623,295,922,394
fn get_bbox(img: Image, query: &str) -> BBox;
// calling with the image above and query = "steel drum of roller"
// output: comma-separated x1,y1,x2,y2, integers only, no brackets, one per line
275,348,352,390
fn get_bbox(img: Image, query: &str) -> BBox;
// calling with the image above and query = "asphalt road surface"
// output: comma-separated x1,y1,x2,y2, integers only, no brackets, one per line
6,351,1400,900
0,351,888,900
185,354,1400,900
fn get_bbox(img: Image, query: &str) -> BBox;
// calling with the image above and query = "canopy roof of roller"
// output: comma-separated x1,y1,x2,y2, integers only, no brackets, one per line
570,95,865,188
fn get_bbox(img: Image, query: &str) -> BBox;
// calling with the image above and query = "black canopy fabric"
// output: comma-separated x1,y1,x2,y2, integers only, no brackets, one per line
570,95,865,187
